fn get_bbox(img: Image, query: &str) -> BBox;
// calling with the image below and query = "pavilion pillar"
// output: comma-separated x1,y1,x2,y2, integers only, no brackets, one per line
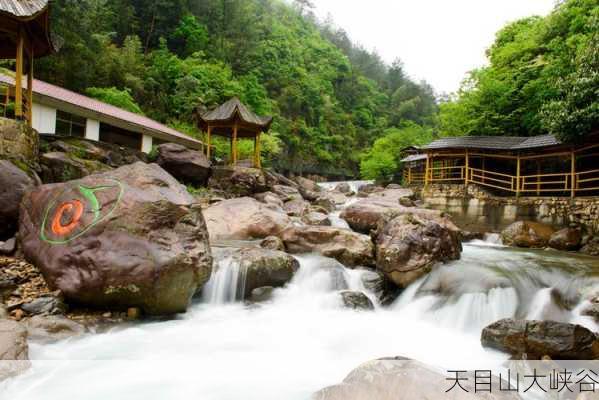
571,150,576,198
465,150,469,184
15,28,24,120
536,161,541,196
516,154,521,197
408,166,412,185
424,154,430,187
27,48,33,127
206,125,212,160
254,132,261,169
232,123,238,165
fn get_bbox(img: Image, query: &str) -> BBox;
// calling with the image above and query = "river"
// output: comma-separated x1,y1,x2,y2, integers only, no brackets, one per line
2,182,599,400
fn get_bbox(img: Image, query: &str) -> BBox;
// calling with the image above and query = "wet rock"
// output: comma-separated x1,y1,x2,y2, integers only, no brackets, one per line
294,176,321,193
548,228,583,251
459,230,485,242
204,197,291,240
501,221,555,248
249,286,274,303
25,315,86,343
360,270,401,305
0,237,16,255
582,303,599,320
281,226,374,267
0,319,30,381
156,143,211,186
481,318,599,360
19,162,212,315
302,211,331,226
0,160,38,240
375,214,462,288
40,151,112,183
356,183,383,197
272,185,303,201
283,198,311,217
581,236,599,256
260,236,286,251
335,182,351,193
339,291,374,310
21,292,67,316
208,166,267,197
229,248,299,298
398,197,414,207
313,196,336,213
314,357,520,400
254,191,285,211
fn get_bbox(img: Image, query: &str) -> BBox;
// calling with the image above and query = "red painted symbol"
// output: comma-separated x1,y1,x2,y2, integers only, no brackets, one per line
50,200,84,237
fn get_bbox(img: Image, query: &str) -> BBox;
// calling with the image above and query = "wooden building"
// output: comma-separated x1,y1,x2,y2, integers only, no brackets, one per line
0,0,58,126
196,97,273,168
401,134,599,198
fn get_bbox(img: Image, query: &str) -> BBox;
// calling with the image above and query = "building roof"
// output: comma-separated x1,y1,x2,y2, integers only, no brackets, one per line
197,97,273,138
0,0,58,58
400,154,427,163
0,73,204,149
421,134,562,151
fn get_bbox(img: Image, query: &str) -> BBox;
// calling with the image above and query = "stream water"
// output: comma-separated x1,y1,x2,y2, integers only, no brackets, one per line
2,182,599,400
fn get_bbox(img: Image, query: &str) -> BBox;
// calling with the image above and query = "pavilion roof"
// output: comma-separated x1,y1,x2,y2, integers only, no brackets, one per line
197,97,273,138
421,134,561,151
0,0,58,58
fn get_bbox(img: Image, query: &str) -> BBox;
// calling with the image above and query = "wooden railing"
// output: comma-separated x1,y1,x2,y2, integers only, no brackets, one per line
468,167,517,192
0,82,31,125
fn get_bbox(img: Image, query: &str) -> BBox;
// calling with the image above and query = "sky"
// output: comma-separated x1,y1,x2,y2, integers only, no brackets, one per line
310,0,557,94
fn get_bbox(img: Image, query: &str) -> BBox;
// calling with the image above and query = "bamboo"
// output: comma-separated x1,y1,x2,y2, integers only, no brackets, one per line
15,29,24,119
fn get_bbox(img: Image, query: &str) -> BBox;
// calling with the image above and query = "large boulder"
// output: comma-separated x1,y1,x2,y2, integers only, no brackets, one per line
40,151,111,183
481,319,599,360
360,270,401,305
0,319,30,381
375,214,462,288
226,248,299,298
0,160,38,239
501,221,555,248
204,197,291,240
294,176,321,193
272,184,303,201
281,226,374,267
302,211,331,226
548,228,583,251
156,143,211,186
0,117,39,171
254,191,285,212
208,166,267,197
313,357,520,400
283,198,311,217
19,162,212,315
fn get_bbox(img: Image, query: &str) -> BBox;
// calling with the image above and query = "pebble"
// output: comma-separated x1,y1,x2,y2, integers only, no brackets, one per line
127,307,141,320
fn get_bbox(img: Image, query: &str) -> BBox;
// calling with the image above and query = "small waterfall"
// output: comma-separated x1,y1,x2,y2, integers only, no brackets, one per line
202,256,247,304
318,180,373,193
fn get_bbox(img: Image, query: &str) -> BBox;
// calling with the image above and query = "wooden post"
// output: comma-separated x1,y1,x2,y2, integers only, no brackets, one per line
27,50,33,127
465,150,469,184
516,154,521,197
571,151,576,198
15,29,24,119
536,160,541,196
425,154,430,187
232,123,238,165
408,167,412,185
254,132,261,168
206,125,212,160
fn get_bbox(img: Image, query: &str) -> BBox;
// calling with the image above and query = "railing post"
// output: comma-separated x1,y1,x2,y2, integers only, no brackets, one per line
571,150,576,198
465,149,469,185
27,49,33,127
15,28,24,120
425,154,430,187
516,154,521,197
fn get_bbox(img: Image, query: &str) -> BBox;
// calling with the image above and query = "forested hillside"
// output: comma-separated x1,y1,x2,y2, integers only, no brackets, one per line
438,0,598,142
34,0,437,178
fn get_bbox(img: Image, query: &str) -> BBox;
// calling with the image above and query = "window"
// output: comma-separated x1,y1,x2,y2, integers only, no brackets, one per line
55,110,86,137
99,123,142,150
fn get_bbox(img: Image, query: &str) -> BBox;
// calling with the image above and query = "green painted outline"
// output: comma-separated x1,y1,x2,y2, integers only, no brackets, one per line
40,179,125,245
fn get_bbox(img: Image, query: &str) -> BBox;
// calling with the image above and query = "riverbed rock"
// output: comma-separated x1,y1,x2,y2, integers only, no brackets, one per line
208,166,267,197
260,236,286,251
0,117,39,172
21,292,67,316
294,176,321,193
0,237,16,255
19,162,213,315
313,357,520,400
335,182,351,193
313,196,336,213
0,305,7,319
360,270,401,305
0,160,39,240
548,228,583,251
272,185,303,201
283,198,311,217
249,286,275,302
481,319,599,359
25,315,86,343
581,237,599,257
302,211,331,226
156,143,211,186
204,197,291,240
281,226,374,267
0,319,30,381
338,291,374,310
501,221,555,248
375,214,462,288
254,191,285,211
40,151,112,183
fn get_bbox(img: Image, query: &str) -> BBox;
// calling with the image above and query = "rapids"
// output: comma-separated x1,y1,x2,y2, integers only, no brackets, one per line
2,181,599,400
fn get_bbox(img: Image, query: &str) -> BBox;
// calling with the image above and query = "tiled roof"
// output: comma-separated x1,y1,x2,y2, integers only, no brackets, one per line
421,135,561,151
201,97,272,127
0,74,203,149
400,154,427,163
0,0,47,18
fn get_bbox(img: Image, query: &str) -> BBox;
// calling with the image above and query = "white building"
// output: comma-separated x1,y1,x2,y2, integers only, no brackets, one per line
0,74,204,153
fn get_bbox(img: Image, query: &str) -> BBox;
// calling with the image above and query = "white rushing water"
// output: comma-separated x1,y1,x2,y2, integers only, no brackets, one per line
3,181,599,400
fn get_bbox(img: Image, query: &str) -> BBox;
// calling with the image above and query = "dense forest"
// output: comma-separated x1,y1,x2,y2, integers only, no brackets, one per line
33,0,438,179
27,0,598,181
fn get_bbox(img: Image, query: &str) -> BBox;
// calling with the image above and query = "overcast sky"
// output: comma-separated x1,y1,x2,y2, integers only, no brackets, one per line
310,0,557,94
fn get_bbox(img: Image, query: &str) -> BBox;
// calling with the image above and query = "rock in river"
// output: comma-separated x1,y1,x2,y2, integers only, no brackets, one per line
338,291,374,311
204,197,291,240
156,143,211,186
375,213,462,288
481,318,599,360
0,319,30,381
281,226,374,267
501,221,555,248
548,227,582,251
19,162,213,315
25,315,86,343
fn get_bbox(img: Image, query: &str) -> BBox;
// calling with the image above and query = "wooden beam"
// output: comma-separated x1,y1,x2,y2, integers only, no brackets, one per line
465,149,469,184
516,154,521,197
15,28,24,119
571,150,576,198
425,154,430,187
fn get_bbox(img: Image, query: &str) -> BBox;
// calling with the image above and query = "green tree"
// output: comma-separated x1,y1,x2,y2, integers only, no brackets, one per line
86,87,144,114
